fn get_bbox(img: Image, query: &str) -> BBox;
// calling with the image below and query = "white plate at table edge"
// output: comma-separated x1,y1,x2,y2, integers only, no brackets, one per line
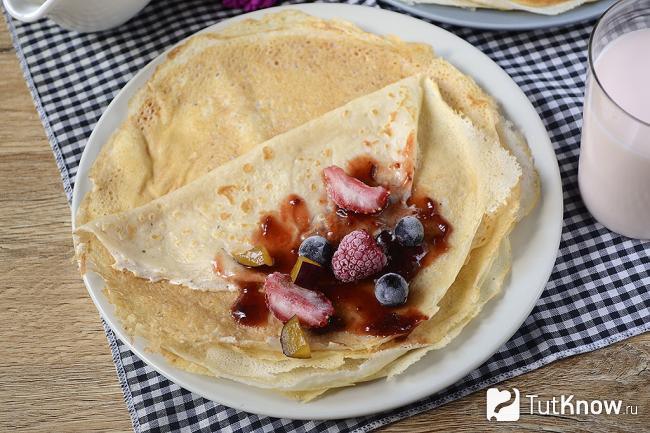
380,0,615,31
71,3,563,420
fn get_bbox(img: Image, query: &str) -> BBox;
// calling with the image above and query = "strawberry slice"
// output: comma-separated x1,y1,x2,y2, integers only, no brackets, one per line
264,273,334,328
323,165,389,214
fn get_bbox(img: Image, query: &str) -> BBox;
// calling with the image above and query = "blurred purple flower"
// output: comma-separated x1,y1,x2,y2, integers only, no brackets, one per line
222,0,277,12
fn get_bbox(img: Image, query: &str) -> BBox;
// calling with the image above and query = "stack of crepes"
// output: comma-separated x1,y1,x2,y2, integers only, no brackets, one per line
74,11,539,400
410,0,597,15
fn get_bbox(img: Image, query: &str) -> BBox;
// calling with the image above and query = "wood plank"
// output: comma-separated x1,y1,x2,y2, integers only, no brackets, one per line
0,23,132,433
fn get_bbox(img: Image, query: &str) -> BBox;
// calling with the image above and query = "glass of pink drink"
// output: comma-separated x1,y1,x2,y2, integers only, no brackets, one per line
579,0,650,239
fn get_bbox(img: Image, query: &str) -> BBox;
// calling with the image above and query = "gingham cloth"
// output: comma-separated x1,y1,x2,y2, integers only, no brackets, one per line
4,0,649,431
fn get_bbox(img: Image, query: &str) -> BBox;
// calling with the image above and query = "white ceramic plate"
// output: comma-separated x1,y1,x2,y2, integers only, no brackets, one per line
72,3,563,420
381,0,615,30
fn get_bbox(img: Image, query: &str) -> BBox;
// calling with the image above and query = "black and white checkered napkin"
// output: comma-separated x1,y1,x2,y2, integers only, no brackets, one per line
5,0,649,431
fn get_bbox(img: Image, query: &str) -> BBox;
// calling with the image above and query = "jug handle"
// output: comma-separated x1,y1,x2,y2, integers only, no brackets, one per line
2,0,56,23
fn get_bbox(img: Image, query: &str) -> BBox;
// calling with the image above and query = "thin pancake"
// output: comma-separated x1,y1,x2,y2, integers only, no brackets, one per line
152,198,517,397
76,76,516,354
76,78,521,395
74,11,537,399
76,12,435,225
78,77,424,291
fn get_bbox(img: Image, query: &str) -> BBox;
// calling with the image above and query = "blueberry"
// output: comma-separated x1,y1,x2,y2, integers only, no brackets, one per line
375,273,409,306
298,235,333,266
394,216,424,247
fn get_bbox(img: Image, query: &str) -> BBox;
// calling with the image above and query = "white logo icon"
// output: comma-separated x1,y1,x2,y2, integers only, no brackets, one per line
487,387,520,421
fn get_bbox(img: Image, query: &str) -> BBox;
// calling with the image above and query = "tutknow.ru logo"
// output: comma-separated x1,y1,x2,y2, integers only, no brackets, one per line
486,387,638,421
487,388,520,421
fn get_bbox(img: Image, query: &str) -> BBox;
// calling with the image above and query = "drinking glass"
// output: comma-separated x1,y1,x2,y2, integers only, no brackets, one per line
578,0,650,239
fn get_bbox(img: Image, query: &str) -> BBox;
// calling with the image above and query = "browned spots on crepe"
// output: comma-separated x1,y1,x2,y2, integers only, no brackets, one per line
241,199,253,214
263,146,274,160
217,185,237,204
135,98,160,130
401,130,416,186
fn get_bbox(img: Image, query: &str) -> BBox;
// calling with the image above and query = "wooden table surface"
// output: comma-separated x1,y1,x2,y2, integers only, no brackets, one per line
1,23,648,433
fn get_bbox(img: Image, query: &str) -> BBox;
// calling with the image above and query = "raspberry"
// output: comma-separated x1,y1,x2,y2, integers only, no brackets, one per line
332,230,387,282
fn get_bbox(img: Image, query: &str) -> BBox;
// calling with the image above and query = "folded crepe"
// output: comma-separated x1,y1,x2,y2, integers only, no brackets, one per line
74,11,538,398
410,0,598,15
76,74,520,390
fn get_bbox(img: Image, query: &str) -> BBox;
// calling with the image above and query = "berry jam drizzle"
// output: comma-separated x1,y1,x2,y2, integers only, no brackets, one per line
254,194,309,273
347,157,379,186
231,283,268,326
311,276,428,337
227,159,452,337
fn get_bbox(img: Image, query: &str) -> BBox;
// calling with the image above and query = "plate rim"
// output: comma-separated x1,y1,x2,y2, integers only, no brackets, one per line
71,3,564,420
380,0,615,31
